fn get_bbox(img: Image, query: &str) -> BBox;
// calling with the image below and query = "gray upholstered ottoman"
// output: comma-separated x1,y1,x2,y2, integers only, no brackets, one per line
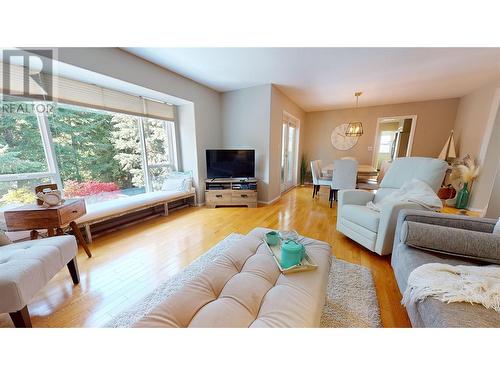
135,227,332,328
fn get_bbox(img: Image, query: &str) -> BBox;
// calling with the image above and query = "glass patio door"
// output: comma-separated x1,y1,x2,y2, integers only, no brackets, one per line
281,114,299,193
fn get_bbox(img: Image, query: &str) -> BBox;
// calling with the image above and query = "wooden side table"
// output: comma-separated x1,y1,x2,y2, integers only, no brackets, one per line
4,198,92,258
440,206,482,218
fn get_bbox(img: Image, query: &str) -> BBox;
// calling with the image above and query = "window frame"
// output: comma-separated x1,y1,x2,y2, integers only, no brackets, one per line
0,99,179,201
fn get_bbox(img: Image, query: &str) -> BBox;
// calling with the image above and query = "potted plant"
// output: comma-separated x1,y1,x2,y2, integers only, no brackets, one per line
300,154,307,186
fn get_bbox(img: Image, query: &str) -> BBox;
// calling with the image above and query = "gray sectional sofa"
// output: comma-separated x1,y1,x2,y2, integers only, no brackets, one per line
392,210,500,328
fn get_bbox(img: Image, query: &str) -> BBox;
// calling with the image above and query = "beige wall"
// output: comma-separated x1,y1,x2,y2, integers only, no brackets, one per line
221,84,306,203
269,85,306,202
469,99,500,210
221,85,272,202
453,82,500,159
485,162,500,218
451,82,500,211
303,98,459,166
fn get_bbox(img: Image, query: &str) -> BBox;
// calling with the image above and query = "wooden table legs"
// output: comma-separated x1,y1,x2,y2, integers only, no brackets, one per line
69,221,92,258
47,223,92,258
30,230,39,240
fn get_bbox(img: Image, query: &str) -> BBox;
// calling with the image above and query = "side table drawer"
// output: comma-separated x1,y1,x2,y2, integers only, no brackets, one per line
4,210,59,230
59,199,87,224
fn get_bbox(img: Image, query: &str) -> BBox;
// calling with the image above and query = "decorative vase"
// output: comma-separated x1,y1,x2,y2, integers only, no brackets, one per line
265,231,280,246
455,182,469,209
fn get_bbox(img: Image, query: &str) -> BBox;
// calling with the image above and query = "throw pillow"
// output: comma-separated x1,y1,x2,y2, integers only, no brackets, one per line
161,171,193,192
494,218,500,235
0,230,12,246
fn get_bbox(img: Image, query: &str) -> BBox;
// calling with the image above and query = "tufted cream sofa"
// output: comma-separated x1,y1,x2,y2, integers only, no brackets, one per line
0,236,80,327
135,228,332,328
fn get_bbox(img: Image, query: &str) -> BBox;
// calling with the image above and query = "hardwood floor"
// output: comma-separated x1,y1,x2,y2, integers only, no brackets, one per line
0,186,411,328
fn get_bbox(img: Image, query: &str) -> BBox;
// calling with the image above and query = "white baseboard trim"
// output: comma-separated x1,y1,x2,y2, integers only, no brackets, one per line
258,195,282,205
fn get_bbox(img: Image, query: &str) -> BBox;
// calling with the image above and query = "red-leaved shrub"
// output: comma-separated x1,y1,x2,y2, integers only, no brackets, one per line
64,180,120,198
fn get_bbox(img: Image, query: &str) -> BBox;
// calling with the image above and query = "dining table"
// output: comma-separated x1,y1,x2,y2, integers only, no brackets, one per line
321,163,378,178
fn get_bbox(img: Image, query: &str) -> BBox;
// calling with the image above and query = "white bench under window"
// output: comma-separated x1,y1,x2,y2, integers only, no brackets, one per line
76,188,196,243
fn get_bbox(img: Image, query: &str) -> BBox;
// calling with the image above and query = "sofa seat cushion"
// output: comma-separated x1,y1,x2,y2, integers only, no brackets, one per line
134,227,332,328
0,236,78,312
414,295,500,328
341,204,380,233
76,188,195,224
391,243,481,292
391,243,500,327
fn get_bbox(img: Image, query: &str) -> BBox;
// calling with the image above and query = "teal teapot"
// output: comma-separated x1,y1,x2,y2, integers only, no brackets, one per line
280,240,305,269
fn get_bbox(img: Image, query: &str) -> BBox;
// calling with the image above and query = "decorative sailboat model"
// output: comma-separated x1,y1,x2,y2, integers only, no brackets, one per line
438,130,457,162
437,130,458,205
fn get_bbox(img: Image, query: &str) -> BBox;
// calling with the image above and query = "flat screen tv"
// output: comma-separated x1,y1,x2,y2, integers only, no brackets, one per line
206,149,255,179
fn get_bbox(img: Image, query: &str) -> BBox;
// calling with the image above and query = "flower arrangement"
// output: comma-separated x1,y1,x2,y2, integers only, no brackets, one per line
450,154,480,188
449,154,479,209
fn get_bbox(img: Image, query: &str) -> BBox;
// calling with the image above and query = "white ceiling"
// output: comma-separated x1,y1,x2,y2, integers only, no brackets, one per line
125,48,500,112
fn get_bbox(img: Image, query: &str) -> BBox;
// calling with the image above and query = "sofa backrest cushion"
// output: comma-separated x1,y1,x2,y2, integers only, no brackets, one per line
401,220,500,264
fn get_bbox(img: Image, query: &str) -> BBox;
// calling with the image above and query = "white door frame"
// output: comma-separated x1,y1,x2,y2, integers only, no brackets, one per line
281,111,300,193
372,115,418,168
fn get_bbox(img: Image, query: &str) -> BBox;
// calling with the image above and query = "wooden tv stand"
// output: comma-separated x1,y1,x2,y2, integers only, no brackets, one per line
205,178,258,208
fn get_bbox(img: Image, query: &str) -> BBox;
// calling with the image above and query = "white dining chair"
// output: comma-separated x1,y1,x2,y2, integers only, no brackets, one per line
310,160,331,198
329,159,358,207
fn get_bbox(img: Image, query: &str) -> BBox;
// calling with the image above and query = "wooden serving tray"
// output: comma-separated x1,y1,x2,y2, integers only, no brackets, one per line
263,237,318,274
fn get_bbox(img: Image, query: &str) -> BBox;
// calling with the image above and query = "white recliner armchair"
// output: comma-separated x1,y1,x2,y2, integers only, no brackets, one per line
336,157,448,255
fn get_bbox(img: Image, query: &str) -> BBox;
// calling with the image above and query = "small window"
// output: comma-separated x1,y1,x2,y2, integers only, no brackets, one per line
378,132,395,154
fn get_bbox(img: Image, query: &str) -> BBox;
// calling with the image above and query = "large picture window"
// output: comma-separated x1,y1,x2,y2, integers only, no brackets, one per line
0,98,177,210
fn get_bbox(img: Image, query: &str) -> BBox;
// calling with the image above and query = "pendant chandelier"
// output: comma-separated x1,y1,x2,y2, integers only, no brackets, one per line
345,92,364,137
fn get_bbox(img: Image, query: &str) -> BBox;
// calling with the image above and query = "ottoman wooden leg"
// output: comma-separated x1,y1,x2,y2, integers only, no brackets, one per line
9,306,32,328
67,257,80,285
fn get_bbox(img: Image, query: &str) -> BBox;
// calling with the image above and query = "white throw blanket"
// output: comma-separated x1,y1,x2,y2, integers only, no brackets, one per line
367,178,442,212
402,263,500,312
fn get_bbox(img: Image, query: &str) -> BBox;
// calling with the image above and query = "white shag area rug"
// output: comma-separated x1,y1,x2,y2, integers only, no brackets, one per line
105,233,382,328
